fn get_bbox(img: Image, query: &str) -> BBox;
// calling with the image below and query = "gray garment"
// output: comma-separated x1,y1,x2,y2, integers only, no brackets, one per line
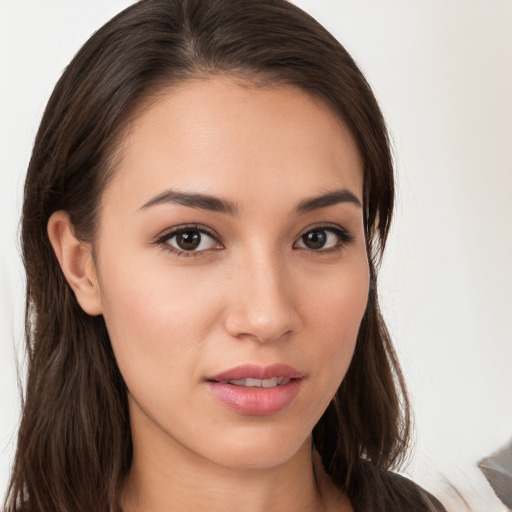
479,438,512,509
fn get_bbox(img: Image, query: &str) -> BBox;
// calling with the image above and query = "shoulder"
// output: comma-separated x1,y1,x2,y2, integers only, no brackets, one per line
348,461,447,512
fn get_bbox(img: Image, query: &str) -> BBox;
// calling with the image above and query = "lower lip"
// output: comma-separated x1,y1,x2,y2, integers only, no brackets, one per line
206,379,302,415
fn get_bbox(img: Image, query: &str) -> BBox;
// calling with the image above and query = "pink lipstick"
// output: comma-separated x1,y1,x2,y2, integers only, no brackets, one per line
206,364,304,416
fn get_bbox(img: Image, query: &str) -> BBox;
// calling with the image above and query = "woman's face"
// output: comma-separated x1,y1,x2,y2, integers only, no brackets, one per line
92,78,369,469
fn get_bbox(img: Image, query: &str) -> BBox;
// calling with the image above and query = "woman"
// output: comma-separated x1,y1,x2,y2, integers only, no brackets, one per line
4,0,446,510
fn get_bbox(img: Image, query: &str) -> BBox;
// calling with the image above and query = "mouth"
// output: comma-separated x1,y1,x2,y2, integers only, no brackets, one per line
205,364,304,415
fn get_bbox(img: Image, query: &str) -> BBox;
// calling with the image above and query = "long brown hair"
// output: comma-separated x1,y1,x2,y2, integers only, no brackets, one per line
5,1,409,510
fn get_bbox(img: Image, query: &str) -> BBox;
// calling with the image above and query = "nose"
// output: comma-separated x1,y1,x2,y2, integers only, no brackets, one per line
224,252,302,343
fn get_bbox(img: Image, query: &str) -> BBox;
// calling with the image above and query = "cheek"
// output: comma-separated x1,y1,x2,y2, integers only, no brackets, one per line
96,259,225,387
303,256,369,379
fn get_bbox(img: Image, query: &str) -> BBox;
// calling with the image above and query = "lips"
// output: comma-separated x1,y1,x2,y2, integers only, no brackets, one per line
208,363,304,382
206,364,304,415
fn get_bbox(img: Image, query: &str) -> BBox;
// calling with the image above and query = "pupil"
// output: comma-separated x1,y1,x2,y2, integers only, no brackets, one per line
177,231,201,250
304,230,326,249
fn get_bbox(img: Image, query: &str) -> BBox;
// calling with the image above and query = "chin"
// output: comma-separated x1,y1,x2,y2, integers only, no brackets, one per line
198,424,313,471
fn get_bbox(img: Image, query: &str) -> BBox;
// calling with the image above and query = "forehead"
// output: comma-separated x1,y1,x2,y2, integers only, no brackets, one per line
105,78,363,211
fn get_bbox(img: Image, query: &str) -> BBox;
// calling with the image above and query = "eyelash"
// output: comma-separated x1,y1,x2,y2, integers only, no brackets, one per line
293,225,354,253
154,223,354,258
154,224,221,258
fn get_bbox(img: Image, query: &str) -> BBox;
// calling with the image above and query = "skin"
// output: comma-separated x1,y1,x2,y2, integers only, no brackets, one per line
48,78,368,512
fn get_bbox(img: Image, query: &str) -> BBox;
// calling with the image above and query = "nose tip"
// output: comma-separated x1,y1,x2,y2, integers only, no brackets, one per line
225,305,300,343
224,263,302,343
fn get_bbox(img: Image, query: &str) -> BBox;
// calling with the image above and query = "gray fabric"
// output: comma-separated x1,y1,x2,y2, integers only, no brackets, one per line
478,438,512,509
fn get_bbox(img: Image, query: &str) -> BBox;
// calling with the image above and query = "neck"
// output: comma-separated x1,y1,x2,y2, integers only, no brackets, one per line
119,408,348,512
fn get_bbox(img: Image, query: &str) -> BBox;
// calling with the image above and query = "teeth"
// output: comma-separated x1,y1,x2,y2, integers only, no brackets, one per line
226,377,291,388
262,378,278,388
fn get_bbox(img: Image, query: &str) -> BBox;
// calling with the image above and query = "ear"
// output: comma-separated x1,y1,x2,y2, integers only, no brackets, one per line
47,211,103,316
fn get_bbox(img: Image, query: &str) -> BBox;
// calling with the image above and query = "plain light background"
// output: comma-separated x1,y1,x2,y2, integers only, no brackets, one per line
1,1,511,510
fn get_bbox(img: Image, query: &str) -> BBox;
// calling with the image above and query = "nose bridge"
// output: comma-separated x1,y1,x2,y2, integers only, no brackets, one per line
225,247,301,342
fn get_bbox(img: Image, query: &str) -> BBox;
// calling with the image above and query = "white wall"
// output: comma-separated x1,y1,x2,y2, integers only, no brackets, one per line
1,2,511,510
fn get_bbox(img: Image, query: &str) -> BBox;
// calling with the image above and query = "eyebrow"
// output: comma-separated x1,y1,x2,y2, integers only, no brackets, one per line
295,188,362,213
139,187,361,215
139,189,238,215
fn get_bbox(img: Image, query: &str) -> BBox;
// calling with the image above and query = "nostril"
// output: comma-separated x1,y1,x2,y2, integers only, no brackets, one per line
224,307,300,343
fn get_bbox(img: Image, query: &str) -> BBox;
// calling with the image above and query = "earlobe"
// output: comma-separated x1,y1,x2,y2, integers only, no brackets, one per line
47,211,103,316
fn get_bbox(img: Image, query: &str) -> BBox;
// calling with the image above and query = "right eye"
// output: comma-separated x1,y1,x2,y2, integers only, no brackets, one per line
156,226,222,257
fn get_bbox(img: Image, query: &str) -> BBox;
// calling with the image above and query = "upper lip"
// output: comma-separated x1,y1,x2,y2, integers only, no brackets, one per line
207,364,304,382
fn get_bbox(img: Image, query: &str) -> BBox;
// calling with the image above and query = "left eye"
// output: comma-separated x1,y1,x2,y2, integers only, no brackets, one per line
162,228,220,253
294,227,350,251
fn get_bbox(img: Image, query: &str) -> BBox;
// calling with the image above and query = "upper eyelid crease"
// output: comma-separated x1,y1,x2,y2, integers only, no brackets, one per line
296,226,354,243
154,226,222,257
298,223,354,239
153,222,354,259
154,224,353,244
155,225,219,243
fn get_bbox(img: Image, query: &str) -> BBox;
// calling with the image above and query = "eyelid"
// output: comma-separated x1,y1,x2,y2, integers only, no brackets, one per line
152,222,354,257
153,223,223,257
293,223,354,250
